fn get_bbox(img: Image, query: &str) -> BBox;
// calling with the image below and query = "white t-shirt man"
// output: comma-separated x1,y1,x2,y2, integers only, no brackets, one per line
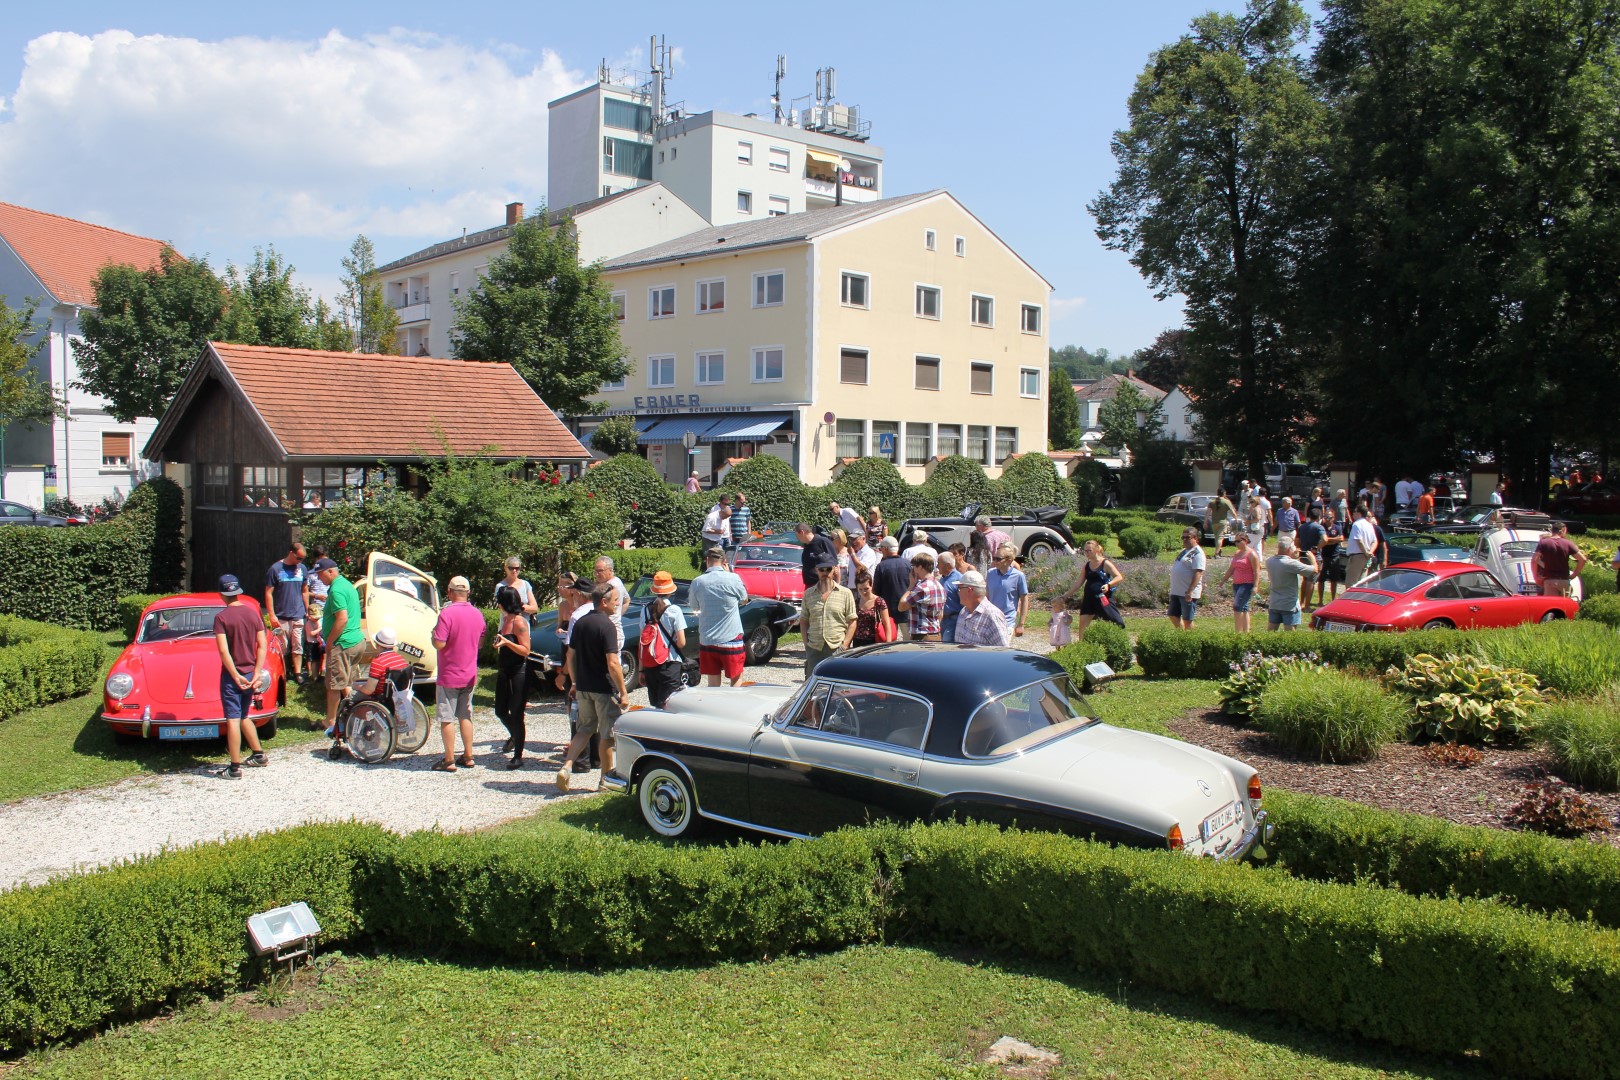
701,504,729,546
1395,479,1417,509
836,505,863,539
1257,495,1274,533
1346,516,1378,556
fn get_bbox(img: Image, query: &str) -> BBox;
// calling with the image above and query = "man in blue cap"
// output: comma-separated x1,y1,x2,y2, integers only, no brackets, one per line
213,573,269,779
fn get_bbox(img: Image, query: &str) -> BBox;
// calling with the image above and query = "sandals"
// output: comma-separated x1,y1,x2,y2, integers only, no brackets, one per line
431,759,457,772
457,756,476,769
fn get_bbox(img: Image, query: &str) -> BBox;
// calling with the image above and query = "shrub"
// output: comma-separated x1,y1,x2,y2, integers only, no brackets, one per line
1137,625,1245,679
990,452,1076,514
1580,592,1620,628
1116,525,1163,559
1217,651,1325,719
924,455,995,513
1469,620,1620,697
1383,653,1542,745
1421,742,1482,769
1504,780,1612,838
719,455,815,526
1541,691,1620,791
0,617,107,721
827,458,909,526
0,477,185,630
1081,619,1133,672
1048,641,1108,685
1133,625,1538,680
1067,514,1112,538
1108,558,1173,608
1252,667,1406,761
589,415,641,457
598,547,701,584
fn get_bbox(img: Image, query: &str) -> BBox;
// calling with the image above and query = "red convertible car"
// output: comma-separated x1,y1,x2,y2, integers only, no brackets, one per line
732,540,807,605
103,593,286,743
1309,562,1578,632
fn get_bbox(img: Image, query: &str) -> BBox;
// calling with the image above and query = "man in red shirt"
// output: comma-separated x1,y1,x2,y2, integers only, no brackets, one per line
212,574,269,780
1534,522,1587,597
358,627,411,693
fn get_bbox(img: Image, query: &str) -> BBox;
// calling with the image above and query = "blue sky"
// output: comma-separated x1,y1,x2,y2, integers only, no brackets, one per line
0,1,1281,356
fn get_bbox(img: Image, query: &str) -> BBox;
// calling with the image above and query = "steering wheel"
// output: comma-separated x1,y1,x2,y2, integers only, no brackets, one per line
823,698,861,738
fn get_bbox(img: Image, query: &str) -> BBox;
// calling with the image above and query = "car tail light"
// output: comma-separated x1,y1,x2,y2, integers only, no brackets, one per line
1248,774,1263,802
1167,824,1184,851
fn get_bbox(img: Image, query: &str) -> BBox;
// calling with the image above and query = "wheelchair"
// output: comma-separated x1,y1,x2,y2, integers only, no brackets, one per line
339,665,432,764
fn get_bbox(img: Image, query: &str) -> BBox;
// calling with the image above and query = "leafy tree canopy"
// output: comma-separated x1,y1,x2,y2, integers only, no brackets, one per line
589,414,641,457
0,295,61,431
338,234,398,354
1047,364,1082,450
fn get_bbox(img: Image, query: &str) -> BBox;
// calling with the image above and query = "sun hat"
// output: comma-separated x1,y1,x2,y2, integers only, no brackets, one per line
650,571,677,595
374,626,398,648
218,574,242,597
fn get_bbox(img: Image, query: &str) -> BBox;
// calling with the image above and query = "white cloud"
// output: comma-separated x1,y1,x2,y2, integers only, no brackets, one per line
1051,296,1088,316
0,29,582,264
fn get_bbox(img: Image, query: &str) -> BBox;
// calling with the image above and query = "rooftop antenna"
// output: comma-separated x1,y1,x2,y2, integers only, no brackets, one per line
650,35,674,125
771,55,786,124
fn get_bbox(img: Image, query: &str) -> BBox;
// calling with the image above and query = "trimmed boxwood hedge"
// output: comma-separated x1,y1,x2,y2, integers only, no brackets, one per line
0,616,107,721
1136,624,1490,679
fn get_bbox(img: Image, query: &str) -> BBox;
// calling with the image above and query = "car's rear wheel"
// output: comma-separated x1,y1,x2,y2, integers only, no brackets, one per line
1421,618,1454,630
619,647,641,690
1023,537,1059,563
745,623,776,664
1540,609,1566,623
394,696,432,753
637,764,703,839
344,701,395,764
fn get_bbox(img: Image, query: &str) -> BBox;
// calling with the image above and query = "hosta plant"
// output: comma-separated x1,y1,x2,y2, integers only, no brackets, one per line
1382,652,1542,746
1218,651,1325,720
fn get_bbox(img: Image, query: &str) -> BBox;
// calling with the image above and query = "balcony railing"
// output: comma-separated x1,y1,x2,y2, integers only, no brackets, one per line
396,303,431,325
805,177,879,203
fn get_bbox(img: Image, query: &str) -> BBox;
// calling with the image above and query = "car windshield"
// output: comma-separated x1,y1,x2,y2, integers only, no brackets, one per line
139,606,226,642
737,544,801,564
962,676,1095,757
1359,567,1436,594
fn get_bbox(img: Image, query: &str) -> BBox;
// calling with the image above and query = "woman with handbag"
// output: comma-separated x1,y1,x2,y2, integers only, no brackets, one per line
1055,539,1126,640
844,568,895,648
640,572,688,710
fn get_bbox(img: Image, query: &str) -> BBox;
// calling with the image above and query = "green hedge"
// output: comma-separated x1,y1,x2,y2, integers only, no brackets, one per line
1581,592,1620,627
1136,624,1497,680
1116,525,1164,559
1250,667,1405,761
598,546,703,582
0,478,185,631
1067,514,1113,538
1269,790,1620,929
0,616,108,721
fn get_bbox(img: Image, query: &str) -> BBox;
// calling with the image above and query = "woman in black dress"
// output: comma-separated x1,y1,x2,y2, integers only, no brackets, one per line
1055,539,1125,636
492,585,531,770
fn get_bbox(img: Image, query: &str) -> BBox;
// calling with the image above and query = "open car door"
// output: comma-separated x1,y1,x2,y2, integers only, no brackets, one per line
362,552,441,684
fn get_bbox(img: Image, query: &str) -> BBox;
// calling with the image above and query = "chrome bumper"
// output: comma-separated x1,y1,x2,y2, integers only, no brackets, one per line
1211,809,1273,861
601,771,629,793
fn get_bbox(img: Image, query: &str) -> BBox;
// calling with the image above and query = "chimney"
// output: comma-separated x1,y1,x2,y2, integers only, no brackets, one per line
505,201,524,225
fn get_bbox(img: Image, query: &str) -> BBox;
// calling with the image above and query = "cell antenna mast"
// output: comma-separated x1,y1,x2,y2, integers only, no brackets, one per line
650,34,674,124
772,55,786,123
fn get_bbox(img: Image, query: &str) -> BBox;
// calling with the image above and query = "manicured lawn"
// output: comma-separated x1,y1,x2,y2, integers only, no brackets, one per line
11,946,1493,1079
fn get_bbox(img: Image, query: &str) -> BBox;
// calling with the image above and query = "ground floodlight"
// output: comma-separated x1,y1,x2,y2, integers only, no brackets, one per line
1082,661,1116,693
247,902,321,964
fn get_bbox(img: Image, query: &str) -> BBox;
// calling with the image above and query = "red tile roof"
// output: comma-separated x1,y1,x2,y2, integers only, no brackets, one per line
0,202,171,307
161,343,588,461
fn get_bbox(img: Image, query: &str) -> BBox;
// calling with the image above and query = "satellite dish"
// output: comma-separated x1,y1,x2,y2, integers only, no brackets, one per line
823,411,836,424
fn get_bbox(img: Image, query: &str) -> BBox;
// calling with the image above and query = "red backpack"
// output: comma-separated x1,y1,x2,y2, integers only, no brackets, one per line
639,602,675,668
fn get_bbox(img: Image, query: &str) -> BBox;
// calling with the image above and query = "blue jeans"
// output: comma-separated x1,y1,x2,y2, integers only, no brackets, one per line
1168,594,1198,622
1231,583,1254,613
942,614,958,643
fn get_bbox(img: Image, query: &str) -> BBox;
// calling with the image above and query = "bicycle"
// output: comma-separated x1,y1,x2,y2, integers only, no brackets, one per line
338,666,432,764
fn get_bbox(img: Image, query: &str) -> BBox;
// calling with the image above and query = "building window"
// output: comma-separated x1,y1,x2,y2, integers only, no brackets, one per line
696,351,725,385
840,348,869,384
648,354,676,388
738,191,753,215
971,294,994,327
915,285,940,320
836,419,864,458
752,271,785,308
1021,303,1042,334
955,236,966,257
752,346,784,382
995,427,1019,465
737,140,753,164
671,146,677,160
871,421,899,463
302,466,390,509
967,425,990,465
697,279,726,313
604,97,652,133
601,366,627,392
914,355,941,391
768,195,790,216
649,286,676,320
603,136,653,179
840,272,869,308
769,146,790,172
610,292,626,321
970,362,994,395
101,432,133,468
905,422,931,466
200,464,231,507
1020,367,1041,398
240,466,287,509
925,229,937,251
450,271,461,297
936,423,962,458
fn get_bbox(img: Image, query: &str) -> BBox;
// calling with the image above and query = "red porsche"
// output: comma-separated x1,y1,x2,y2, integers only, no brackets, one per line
732,540,807,605
1310,562,1578,632
102,593,287,743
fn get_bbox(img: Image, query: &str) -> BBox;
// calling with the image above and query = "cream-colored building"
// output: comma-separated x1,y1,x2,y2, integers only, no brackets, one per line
590,189,1051,484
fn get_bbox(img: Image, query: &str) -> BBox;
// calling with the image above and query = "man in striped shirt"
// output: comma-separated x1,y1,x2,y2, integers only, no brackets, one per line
952,570,1011,647
899,551,946,641
728,491,754,563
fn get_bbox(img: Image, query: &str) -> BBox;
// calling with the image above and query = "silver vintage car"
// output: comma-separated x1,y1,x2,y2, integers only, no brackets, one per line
604,644,1271,859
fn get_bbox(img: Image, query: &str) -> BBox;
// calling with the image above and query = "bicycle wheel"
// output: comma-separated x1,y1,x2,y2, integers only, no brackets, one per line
393,696,432,754
344,701,396,764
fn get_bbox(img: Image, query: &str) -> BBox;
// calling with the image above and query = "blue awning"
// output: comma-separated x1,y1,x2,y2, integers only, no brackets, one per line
639,417,720,443
633,417,662,433
702,413,790,441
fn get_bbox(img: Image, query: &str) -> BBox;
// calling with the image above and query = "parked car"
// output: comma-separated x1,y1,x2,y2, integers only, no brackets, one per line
103,593,287,743
1388,496,1460,528
605,644,1272,860
0,499,82,527
531,574,799,690
1552,484,1620,517
1468,527,1585,601
1382,533,1475,566
354,552,442,685
732,539,808,605
1260,462,1323,500
1310,562,1577,632
1427,504,1583,535
895,504,1074,562
1155,492,1220,543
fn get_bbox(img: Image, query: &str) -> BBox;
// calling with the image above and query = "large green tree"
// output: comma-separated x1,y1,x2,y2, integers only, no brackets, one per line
1047,366,1081,449
338,234,398,354
1099,383,1166,457
1,296,62,439
450,208,628,416
1092,0,1326,478
220,246,348,350
1309,0,1620,495
77,248,228,422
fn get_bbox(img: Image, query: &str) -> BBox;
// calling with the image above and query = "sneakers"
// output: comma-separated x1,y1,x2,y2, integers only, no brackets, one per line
218,763,243,780
555,766,571,791
245,752,269,768
328,742,345,761
572,761,592,774
294,671,308,686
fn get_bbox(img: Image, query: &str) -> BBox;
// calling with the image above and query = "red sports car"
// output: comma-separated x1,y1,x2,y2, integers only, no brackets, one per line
732,540,807,605
102,593,287,743
1309,562,1578,633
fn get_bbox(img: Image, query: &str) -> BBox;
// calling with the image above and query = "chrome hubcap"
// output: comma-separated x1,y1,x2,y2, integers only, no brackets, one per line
647,778,687,826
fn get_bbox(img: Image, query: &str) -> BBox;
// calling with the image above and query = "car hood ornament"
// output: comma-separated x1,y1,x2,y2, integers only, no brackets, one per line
184,665,195,700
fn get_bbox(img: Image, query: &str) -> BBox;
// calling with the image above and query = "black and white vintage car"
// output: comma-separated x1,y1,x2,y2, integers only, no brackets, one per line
604,644,1271,859
894,504,1075,562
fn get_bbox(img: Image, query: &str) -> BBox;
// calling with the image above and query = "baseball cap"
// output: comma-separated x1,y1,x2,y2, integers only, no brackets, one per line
957,570,987,591
374,626,398,648
651,571,677,595
311,557,339,572
815,553,839,570
218,574,242,596
448,575,471,592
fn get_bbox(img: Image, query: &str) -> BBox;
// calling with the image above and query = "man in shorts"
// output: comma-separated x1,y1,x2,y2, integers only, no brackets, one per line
262,543,310,685
558,582,630,790
688,545,750,686
430,575,486,771
212,574,270,779
1168,528,1206,630
1534,522,1586,597
314,556,366,755
1265,537,1319,631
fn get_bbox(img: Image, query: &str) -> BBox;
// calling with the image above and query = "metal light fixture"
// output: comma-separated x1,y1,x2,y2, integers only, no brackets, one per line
247,902,322,967
1082,661,1116,693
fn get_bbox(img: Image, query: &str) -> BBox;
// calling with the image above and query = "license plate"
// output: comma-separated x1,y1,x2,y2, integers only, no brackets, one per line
397,641,423,658
1322,620,1357,633
1200,801,1240,841
159,724,220,741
